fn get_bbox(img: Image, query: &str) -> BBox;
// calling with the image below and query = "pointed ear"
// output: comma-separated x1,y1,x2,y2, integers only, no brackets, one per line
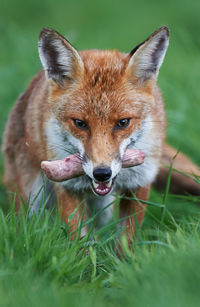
38,28,84,85
126,26,169,83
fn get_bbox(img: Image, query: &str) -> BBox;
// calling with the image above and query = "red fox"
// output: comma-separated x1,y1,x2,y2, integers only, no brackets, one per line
2,26,200,240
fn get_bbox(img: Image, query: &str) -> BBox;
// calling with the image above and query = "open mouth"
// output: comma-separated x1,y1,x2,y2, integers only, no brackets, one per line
91,179,114,196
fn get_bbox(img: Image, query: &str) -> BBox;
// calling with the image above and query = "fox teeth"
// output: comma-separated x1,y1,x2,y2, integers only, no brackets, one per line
92,180,112,189
105,180,112,188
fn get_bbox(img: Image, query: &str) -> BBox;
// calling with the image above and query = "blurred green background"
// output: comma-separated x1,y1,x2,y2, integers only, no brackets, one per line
0,1,200,306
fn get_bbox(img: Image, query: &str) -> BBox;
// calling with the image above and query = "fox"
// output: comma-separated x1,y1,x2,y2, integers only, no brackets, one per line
2,26,200,241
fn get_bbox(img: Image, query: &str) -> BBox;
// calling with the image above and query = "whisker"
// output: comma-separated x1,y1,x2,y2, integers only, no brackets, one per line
49,142,74,154
128,141,163,152
48,142,84,162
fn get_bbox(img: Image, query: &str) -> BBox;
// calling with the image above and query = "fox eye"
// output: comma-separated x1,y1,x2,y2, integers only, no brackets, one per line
73,119,88,130
115,118,130,129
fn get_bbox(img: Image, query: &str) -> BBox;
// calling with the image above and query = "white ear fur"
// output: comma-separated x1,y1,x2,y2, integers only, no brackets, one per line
127,26,169,82
38,28,83,85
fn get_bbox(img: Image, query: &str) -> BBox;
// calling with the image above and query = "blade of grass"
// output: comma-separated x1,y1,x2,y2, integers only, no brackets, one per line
161,150,180,223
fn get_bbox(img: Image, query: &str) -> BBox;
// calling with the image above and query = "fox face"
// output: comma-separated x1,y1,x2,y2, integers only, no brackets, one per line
39,27,169,196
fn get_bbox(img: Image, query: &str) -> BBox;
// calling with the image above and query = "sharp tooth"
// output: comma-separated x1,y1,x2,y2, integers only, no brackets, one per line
92,180,98,189
105,180,112,188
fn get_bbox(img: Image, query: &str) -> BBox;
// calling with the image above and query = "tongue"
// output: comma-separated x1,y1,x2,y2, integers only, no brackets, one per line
93,181,112,196
41,148,145,182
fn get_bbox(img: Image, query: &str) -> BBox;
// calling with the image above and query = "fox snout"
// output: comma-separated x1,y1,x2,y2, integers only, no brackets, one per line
91,165,114,196
83,156,121,196
93,166,112,182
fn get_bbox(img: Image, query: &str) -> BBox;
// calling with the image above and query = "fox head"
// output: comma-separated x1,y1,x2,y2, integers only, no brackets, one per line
38,27,169,196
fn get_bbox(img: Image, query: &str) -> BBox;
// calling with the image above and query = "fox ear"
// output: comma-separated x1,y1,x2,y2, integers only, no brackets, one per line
38,28,84,85
126,26,169,83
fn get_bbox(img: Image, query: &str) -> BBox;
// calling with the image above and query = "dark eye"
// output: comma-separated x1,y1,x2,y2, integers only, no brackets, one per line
115,118,130,129
73,119,88,130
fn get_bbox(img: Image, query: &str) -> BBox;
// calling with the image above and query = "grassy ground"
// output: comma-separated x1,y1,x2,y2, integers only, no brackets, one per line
0,0,200,306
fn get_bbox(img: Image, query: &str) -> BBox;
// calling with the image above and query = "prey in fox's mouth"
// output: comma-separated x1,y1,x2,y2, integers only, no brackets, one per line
41,148,146,196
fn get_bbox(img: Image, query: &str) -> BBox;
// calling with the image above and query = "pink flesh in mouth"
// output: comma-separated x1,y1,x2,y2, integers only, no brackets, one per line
41,148,145,182
92,181,112,196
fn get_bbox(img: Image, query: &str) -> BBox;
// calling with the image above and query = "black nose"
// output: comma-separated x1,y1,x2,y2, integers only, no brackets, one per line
93,167,112,182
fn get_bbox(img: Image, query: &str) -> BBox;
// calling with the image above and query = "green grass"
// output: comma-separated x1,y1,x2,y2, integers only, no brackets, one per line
0,0,200,306
0,197,200,307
